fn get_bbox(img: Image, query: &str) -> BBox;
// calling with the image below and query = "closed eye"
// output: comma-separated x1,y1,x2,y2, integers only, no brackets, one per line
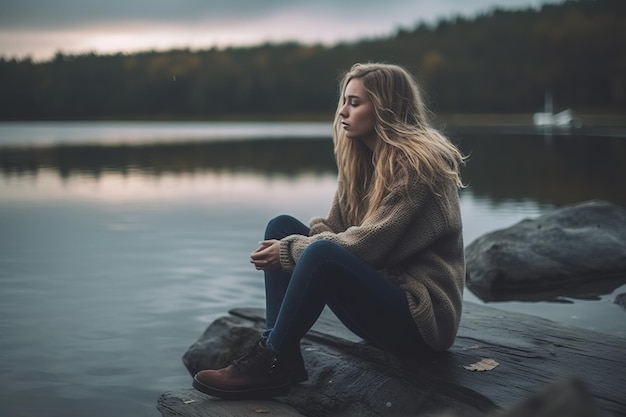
344,95,361,107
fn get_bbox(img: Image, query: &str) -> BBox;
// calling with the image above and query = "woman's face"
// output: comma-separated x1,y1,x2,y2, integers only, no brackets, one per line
339,78,376,150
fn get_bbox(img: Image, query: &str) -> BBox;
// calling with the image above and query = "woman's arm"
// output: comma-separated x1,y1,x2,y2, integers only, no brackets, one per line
280,181,449,270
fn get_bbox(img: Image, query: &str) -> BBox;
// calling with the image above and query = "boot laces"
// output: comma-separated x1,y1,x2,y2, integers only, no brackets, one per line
233,340,278,374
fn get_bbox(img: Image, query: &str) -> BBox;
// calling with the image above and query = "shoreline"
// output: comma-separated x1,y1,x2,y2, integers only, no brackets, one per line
1,113,626,127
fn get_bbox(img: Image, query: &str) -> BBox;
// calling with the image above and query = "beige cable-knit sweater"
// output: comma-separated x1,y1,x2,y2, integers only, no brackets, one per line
279,172,465,351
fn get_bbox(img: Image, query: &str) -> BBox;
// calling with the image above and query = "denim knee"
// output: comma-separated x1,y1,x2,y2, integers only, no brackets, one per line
265,214,298,239
265,215,310,241
300,240,344,262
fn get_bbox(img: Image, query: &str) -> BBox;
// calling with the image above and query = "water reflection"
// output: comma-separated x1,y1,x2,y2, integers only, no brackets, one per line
0,138,337,180
455,133,626,206
1,167,339,212
2,133,625,208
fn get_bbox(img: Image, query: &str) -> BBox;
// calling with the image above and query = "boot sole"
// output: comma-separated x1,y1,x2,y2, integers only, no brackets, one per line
193,375,292,400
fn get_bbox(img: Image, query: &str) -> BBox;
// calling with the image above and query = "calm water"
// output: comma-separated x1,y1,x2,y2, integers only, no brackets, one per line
1,121,625,417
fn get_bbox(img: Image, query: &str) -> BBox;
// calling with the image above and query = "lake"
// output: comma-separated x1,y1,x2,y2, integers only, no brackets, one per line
1,121,625,417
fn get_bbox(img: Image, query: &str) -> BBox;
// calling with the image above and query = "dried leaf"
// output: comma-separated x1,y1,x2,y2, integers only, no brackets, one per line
254,408,270,413
464,358,499,372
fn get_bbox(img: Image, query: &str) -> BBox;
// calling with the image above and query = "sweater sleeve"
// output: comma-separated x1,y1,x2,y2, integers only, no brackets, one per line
280,179,446,271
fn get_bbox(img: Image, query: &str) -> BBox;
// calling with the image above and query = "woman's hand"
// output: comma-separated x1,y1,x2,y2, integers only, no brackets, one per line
250,239,281,271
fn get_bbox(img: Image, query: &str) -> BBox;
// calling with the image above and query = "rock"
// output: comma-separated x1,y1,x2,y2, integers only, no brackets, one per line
465,200,626,301
177,308,492,417
484,378,598,417
159,304,626,417
183,315,262,375
158,378,599,417
615,293,626,311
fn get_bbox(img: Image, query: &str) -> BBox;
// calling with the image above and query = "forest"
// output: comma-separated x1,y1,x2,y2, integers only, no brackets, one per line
0,0,624,120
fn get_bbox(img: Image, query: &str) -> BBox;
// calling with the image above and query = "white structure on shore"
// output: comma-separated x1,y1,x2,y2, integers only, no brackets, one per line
533,92,581,128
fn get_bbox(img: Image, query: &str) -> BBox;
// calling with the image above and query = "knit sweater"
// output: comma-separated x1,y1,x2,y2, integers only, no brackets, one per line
279,172,465,352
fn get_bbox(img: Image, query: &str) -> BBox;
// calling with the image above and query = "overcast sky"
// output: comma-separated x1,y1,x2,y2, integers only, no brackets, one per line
1,0,563,61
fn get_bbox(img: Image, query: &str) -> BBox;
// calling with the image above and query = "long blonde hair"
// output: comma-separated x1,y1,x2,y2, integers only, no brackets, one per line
332,63,465,225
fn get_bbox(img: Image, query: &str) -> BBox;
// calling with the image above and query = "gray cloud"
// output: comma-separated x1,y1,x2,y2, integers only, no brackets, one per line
0,0,561,60
0,0,555,30
2,0,281,28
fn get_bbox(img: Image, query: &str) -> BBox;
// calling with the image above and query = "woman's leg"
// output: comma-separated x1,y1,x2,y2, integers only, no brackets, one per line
193,226,427,399
266,240,429,357
193,215,311,399
262,215,310,332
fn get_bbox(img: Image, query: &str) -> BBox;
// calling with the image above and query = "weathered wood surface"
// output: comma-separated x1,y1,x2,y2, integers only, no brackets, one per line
157,395,307,417
158,302,626,417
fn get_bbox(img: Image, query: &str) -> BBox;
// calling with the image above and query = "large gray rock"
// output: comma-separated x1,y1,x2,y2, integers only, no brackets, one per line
466,200,626,301
178,309,493,417
183,314,262,375
159,305,624,417
615,293,626,311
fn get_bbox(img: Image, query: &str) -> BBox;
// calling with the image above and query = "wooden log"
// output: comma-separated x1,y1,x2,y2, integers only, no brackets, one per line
158,302,625,417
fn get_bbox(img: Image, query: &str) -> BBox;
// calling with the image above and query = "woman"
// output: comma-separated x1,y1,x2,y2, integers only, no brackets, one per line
193,62,466,399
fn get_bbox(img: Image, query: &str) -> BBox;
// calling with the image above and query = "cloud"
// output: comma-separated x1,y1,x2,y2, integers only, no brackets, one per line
1,0,402,29
0,0,548,30
0,0,561,60
2,0,263,29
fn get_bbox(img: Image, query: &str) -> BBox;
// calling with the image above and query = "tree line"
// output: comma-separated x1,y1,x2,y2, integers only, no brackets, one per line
0,0,624,120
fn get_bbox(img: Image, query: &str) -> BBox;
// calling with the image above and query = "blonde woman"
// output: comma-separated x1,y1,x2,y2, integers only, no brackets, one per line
193,63,466,399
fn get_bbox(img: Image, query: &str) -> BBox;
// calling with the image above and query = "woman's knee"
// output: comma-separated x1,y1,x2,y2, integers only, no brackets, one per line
265,215,307,240
301,240,345,261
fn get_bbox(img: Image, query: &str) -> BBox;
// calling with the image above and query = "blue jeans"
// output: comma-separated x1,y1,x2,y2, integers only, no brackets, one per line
262,215,429,357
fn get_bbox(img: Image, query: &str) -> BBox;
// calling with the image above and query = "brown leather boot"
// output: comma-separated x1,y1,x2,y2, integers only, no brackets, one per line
192,339,307,399
281,343,308,384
